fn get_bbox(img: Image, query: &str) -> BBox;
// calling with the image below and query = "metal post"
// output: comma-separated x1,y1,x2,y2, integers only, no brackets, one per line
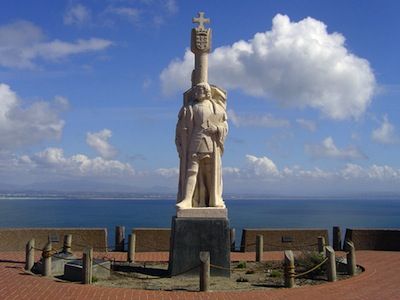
325,246,337,282
346,240,356,276
42,242,52,277
199,251,210,292
318,236,326,256
25,239,35,271
128,233,136,263
63,234,72,254
230,228,236,251
115,226,125,251
256,234,263,262
333,226,342,251
83,247,93,284
284,250,295,288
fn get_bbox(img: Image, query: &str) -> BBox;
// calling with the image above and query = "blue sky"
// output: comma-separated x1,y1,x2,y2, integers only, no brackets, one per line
0,0,399,196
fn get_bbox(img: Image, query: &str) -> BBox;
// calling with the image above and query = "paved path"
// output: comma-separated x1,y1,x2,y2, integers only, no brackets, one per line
0,251,399,299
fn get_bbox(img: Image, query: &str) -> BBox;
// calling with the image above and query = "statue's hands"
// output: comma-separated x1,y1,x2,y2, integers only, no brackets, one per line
204,124,218,135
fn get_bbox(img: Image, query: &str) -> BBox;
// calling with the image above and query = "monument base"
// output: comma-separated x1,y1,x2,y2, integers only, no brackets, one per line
168,216,230,277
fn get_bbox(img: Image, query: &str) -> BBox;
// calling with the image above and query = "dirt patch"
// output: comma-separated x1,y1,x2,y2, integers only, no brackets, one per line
94,260,363,292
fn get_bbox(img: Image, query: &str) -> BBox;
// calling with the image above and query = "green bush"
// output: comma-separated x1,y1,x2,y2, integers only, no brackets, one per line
236,261,247,269
295,251,326,277
269,270,282,278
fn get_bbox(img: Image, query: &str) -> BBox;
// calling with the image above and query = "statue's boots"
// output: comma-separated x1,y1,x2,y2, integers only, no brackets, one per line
176,199,192,209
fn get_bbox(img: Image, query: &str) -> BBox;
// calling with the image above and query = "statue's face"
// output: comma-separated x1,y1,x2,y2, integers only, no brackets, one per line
194,85,210,102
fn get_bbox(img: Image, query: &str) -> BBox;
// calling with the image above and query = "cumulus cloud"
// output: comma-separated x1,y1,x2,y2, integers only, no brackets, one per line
161,14,376,120
64,4,91,25
28,147,133,177
0,20,112,69
245,154,280,177
0,83,66,150
229,155,400,183
371,115,398,144
305,137,366,160
296,118,316,132
228,109,290,128
86,129,117,159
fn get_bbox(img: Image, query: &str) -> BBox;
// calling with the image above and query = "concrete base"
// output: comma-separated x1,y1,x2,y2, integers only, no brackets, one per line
168,217,230,277
64,259,111,282
177,208,227,218
33,252,77,276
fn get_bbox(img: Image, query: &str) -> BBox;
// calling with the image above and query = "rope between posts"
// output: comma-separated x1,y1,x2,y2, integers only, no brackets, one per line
210,263,231,271
293,257,328,278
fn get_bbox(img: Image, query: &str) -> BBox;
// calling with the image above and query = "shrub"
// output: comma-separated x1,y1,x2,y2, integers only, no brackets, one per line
295,251,326,277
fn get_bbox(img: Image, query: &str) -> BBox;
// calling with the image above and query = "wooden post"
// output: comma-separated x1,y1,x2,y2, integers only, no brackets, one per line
199,251,210,292
83,247,93,284
115,226,125,251
42,242,52,277
325,246,337,282
284,250,295,288
128,233,136,263
318,236,326,256
256,234,263,262
63,234,72,254
346,240,356,276
333,226,342,251
25,239,35,271
230,228,236,251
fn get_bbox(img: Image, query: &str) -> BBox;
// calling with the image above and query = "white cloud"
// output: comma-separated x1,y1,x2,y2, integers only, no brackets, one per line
161,14,375,120
371,115,398,144
245,154,280,177
30,147,134,177
228,109,290,128
64,4,91,25
106,7,141,23
155,167,179,178
0,83,66,150
296,118,316,132
0,20,112,69
86,129,117,159
305,137,366,160
164,0,178,14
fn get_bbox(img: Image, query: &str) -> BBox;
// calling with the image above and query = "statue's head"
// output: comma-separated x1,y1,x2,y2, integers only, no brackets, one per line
193,82,211,102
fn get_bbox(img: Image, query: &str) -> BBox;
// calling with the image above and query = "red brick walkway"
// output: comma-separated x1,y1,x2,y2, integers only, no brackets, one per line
1,251,399,299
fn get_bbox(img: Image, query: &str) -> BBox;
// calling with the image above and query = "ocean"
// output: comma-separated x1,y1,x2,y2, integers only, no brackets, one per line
1,198,400,247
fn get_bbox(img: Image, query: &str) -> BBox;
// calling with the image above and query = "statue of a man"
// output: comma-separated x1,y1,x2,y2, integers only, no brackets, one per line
176,82,228,209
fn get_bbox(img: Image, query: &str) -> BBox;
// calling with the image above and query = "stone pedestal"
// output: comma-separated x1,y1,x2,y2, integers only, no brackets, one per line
168,215,230,277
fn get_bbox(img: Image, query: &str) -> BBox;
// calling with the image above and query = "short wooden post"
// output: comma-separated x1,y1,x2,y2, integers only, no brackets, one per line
230,228,236,251
115,226,125,251
25,239,35,271
256,234,263,262
284,250,295,288
325,246,337,282
83,247,93,284
42,242,52,277
128,233,136,263
199,251,210,292
346,240,356,276
333,226,342,251
318,236,326,256
63,234,72,254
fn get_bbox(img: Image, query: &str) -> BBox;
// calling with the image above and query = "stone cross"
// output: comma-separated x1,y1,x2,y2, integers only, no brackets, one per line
192,12,210,30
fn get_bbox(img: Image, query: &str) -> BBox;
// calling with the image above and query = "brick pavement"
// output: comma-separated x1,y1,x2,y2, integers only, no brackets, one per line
0,250,399,299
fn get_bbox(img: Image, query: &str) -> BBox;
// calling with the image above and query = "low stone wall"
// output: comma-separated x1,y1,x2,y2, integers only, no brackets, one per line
240,228,329,252
344,228,400,251
0,228,107,252
133,228,171,252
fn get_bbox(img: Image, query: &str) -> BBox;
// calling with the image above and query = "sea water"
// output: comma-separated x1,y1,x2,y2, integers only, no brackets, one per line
1,199,400,247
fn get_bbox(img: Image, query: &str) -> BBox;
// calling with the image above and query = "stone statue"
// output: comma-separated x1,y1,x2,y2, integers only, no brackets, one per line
175,12,228,210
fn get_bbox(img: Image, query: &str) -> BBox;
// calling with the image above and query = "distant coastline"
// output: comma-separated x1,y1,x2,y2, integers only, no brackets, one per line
1,191,400,201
